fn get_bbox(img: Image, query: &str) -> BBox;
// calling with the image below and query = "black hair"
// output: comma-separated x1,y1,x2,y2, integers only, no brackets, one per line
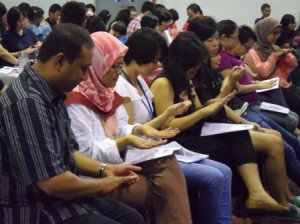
127,6,136,12
0,3,7,17
187,3,202,14
48,4,61,15
98,9,111,25
86,15,106,34
7,7,23,31
61,1,86,27
124,27,168,66
261,3,270,10
217,19,238,37
152,8,172,24
38,23,93,63
169,9,179,21
164,32,209,96
141,2,154,14
18,2,30,17
188,16,218,41
111,21,127,36
277,14,296,46
238,25,257,44
28,6,44,22
86,4,95,13
111,9,131,27
141,14,159,29
152,4,166,12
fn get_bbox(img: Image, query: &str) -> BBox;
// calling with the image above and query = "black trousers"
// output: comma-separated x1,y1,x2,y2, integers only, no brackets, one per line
60,196,145,224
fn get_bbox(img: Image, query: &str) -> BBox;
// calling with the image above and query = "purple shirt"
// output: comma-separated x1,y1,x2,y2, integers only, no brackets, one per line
218,50,258,105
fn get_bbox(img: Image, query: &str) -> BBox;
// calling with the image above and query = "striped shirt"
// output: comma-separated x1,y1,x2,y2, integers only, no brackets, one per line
0,64,96,224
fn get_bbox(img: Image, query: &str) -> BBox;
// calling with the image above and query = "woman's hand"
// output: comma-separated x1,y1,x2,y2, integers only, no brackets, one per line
254,79,277,90
127,134,167,148
166,100,192,117
24,47,38,55
230,65,245,81
201,91,236,118
135,124,180,139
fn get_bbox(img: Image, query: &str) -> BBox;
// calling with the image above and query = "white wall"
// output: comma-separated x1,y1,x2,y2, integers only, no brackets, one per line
157,0,300,31
1,0,94,16
2,0,300,30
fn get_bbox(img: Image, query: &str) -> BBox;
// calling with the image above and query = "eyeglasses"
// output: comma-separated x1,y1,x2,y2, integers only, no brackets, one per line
228,35,239,41
272,31,281,37
111,62,124,70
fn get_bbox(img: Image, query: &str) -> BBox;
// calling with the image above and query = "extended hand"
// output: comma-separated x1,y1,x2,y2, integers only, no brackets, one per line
257,80,277,90
166,100,192,116
127,134,167,148
136,124,180,138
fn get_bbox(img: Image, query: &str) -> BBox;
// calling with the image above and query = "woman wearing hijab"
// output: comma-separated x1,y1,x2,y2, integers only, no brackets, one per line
65,31,192,224
244,17,300,126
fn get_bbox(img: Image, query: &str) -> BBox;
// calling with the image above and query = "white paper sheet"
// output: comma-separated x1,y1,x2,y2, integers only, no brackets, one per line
124,141,208,164
259,102,290,114
0,66,19,75
256,77,279,93
201,122,254,136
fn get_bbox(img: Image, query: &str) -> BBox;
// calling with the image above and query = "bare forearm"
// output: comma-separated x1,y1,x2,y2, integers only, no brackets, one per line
238,83,259,94
115,136,130,151
72,151,101,177
219,77,238,98
36,171,106,200
145,110,169,129
167,109,205,131
225,105,249,124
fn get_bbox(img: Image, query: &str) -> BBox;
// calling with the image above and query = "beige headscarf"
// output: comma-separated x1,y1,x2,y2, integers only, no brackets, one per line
254,17,282,61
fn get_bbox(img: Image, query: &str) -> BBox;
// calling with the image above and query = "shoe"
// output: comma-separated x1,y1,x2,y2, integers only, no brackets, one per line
245,198,288,216
273,204,300,222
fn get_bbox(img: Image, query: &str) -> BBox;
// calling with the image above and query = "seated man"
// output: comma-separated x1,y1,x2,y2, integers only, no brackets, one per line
0,23,145,224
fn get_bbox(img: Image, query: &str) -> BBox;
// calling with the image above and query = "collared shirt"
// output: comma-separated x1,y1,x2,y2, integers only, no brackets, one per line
1,27,38,53
0,64,95,224
126,15,142,38
26,23,52,41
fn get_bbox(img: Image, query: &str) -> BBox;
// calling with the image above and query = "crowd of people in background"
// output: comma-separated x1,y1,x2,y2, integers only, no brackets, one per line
2,1,300,224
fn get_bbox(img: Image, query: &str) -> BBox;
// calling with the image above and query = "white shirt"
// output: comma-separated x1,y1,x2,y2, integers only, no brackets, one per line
115,75,153,124
67,104,139,164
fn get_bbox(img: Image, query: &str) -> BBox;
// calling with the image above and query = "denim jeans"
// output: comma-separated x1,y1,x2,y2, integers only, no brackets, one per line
243,107,300,186
252,104,299,133
60,196,145,224
180,159,232,224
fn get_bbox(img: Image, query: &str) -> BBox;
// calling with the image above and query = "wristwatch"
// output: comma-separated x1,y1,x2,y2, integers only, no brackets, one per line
98,163,108,177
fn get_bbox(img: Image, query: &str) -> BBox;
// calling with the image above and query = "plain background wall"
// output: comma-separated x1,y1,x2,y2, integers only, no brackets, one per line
157,0,300,30
1,0,300,30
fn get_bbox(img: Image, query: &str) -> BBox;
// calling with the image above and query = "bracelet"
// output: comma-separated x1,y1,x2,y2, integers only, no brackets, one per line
98,163,108,177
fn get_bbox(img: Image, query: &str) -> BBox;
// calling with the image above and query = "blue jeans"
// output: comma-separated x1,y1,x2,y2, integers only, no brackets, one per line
243,107,300,186
252,104,299,133
60,196,145,224
180,159,232,224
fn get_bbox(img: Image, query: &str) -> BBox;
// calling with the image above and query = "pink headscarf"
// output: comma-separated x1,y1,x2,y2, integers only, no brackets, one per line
73,31,128,113
66,32,128,138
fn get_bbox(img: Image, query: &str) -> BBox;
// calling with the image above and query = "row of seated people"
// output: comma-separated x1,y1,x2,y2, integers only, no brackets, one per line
2,1,300,224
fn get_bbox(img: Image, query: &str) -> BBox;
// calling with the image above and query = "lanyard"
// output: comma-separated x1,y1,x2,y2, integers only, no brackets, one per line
121,68,154,119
